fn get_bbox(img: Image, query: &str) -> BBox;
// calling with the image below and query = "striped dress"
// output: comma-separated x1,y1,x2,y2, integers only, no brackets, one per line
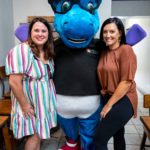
5,43,57,139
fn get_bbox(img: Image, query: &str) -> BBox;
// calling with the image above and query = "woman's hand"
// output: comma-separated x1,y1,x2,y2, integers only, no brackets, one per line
100,104,112,118
9,74,35,119
100,80,132,118
21,102,35,118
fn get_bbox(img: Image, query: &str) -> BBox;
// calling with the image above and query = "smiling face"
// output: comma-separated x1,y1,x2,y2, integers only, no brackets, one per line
31,21,48,49
103,23,122,50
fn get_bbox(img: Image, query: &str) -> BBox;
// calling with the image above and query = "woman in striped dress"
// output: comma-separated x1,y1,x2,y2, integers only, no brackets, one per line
5,17,57,150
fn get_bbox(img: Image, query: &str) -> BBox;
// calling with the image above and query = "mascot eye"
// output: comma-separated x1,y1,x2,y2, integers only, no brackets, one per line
61,1,71,13
87,3,94,14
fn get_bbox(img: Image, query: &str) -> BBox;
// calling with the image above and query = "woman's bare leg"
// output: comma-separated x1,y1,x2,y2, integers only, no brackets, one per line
24,134,40,150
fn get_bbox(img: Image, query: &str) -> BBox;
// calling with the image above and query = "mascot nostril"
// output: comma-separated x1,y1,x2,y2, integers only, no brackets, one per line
62,19,95,41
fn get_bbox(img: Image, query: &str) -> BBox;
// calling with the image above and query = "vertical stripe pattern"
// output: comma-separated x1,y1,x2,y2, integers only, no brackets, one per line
6,43,57,139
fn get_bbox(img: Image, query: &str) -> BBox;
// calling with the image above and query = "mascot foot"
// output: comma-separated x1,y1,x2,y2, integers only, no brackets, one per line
58,139,80,150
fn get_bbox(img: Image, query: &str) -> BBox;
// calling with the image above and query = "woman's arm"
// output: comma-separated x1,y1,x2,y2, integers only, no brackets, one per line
101,80,132,118
9,74,34,118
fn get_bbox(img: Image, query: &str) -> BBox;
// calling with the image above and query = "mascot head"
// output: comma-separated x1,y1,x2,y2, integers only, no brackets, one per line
48,0,102,48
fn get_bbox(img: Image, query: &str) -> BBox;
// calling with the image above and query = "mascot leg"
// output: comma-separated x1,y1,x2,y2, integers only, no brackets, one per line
58,115,80,150
79,106,101,150
58,106,102,150
57,95,102,150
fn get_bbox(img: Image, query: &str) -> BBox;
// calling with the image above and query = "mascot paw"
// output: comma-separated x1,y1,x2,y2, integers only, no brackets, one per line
59,139,81,150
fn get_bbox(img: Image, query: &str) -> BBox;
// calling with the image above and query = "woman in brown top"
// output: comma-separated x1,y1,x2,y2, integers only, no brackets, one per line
94,17,138,150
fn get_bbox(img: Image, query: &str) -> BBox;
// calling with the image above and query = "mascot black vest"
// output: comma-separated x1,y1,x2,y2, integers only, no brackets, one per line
53,39,101,96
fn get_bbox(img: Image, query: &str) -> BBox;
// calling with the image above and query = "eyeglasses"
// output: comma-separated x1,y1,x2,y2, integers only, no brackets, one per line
48,0,102,14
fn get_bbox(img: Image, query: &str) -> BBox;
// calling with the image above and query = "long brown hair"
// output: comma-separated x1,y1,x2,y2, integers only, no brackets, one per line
98,17,126,55
28,17,54,60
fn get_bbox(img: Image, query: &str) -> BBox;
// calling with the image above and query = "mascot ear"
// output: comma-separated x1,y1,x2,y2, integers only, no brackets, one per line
15,23,29,42
47,0,58,12
126,24,147,46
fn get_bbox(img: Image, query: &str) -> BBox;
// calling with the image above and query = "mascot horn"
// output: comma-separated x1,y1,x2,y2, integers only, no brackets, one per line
15,0,146,149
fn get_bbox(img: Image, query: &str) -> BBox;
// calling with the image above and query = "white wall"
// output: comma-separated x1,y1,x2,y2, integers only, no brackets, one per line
96,0,112,37
112,1,150,16
124,16,150,93
0,0,14,98
13,0,111,43
0,0,14,66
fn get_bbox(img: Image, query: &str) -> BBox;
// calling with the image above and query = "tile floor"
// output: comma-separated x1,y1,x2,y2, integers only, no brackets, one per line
17,90,150,150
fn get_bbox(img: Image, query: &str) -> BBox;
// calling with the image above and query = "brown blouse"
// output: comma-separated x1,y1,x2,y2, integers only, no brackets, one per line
97,44,138,117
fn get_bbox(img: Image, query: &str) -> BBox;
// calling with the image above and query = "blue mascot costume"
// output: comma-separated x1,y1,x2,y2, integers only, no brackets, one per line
14,1,146,150
48,0,103,150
